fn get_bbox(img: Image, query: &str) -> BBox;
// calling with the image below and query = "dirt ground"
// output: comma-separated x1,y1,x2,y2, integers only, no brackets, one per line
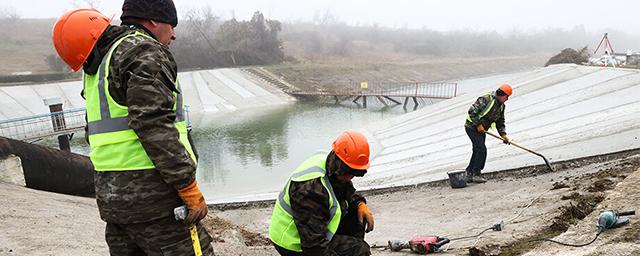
211,151,640,256
1,151,638,256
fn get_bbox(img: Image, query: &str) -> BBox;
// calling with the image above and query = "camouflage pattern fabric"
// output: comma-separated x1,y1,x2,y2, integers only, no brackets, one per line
464,92,507,135
274,195,370,256
85,24,198,224
276,153,370,256
105,215,214,256
82,23,211,256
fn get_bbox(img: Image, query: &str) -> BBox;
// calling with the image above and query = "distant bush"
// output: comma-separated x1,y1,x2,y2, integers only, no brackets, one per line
544,47,590,66
172,10,284,70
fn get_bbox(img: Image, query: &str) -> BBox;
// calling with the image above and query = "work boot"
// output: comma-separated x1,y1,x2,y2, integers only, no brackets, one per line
466,170,474,183
473,172,487,183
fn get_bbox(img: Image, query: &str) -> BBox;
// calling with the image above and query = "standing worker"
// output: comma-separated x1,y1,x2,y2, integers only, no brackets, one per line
52,1,213,255
270,130,375,256
464,84,512,183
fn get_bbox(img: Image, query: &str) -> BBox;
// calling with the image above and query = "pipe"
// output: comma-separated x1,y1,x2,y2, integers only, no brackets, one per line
0,136,94,196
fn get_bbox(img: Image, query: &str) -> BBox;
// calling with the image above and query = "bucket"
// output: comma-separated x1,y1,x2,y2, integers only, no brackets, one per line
447,170,467,189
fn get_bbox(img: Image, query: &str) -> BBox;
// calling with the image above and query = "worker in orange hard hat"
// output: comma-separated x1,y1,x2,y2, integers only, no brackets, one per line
269,130,374,256
52,1,212,255
464,83,512,183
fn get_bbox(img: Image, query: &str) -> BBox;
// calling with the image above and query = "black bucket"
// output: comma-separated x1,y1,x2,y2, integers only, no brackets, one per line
447,170,467,189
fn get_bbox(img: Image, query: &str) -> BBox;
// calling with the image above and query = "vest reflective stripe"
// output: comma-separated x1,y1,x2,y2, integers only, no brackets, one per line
269,154,341,252
85,32,195,171
467,93,496,123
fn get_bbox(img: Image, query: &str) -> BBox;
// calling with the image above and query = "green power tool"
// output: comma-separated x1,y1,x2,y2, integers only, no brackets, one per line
597,209,635,232
532,209,635,247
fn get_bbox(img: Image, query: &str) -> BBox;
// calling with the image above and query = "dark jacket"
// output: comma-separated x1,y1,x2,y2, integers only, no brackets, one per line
85,24,196,224
465,92,506,135
288,154,366,256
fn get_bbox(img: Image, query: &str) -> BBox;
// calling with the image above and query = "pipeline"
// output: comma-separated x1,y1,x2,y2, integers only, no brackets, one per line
0,136,94,197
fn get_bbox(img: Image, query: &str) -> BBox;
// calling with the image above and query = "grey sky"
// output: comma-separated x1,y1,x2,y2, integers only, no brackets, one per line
2,0,636,33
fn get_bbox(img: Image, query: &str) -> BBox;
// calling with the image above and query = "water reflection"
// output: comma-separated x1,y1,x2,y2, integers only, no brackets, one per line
191,101,407,202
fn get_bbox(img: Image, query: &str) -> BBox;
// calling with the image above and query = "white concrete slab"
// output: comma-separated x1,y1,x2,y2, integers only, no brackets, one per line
57,81,85,109
208,69,255,98
0,88,34,118
358,64,640,189
219,68,271,96
0,68,293,121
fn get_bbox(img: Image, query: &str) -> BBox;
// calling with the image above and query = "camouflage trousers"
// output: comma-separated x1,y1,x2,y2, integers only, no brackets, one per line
105,215,214,256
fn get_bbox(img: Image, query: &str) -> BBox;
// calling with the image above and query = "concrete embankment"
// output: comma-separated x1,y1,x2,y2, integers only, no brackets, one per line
359,64,640,189
0,68,294,120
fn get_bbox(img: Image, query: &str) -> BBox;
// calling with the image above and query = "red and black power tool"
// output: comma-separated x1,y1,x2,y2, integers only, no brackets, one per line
377,236,450,254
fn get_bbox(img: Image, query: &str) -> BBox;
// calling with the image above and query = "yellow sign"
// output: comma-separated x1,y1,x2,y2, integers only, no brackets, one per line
360,82,368,89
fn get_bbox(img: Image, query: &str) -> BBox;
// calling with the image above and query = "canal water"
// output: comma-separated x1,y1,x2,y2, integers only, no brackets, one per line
67,100,422,203
190,101,414,203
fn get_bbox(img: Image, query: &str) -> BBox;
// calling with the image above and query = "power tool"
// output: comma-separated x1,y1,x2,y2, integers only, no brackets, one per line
532,209,636,247
597,209,635,232
375,236,450,254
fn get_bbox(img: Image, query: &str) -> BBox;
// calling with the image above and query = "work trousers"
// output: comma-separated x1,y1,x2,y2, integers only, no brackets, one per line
105,215,214,256
465,126,487,175
274,202,371,256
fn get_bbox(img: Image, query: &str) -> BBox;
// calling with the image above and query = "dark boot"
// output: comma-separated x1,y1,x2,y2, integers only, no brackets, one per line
466,169,474,183
473,170,487,183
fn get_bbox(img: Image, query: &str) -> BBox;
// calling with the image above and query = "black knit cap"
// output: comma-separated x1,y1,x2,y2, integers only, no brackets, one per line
121,0,178,27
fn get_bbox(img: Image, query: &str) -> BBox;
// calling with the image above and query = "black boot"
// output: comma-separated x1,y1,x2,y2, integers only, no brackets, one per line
473,170,487,183
466,169,474,183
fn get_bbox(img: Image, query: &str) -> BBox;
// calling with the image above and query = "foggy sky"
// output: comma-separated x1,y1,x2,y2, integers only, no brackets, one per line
2,0,637,34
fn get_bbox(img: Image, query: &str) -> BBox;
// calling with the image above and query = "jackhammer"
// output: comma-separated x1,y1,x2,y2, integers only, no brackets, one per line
372,236,451,254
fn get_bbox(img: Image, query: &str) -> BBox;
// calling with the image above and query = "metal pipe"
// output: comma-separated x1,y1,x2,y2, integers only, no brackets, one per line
0,136,95,196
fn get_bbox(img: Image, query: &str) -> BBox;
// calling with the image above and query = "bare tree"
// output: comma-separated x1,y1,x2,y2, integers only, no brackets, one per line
0,5,20,22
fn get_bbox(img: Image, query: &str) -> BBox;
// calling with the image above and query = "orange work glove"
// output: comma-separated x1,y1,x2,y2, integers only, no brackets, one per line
357,202,375,233
177,180,208,225
476,124,486,133
500,134,510,144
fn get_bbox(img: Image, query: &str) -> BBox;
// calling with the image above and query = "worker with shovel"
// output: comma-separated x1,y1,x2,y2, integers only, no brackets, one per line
464,84,512,183
270,130,375,256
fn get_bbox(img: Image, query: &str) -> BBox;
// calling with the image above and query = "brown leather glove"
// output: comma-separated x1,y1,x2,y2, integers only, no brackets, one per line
357,202,374,233
177,180,208,225
476,124,486,133
500,134,510,144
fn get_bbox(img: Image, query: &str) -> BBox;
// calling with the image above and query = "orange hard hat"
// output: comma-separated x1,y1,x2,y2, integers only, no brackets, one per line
52,9,111,72
498,83,513,96
332,130,370,171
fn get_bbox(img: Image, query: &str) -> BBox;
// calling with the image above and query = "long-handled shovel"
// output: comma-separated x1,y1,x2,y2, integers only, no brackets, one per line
486,131,554,171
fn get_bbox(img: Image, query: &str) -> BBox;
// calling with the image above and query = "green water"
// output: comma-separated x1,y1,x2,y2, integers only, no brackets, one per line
65,100,413,203
190,101,410,203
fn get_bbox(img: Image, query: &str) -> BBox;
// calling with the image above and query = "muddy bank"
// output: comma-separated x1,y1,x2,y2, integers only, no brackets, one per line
1,149,638,255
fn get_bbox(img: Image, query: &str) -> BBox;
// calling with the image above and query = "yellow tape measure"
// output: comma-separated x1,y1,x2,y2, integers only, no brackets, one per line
189,225,202,256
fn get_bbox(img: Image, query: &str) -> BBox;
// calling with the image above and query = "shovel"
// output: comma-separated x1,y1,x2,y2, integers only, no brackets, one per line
486,131,553,172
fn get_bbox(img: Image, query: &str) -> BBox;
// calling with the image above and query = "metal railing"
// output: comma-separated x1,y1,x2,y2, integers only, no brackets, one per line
0,108,86,141
0,106,193,141
286,82,457,99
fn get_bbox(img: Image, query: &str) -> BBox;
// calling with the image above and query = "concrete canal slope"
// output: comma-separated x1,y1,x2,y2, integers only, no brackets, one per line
359,64,640,189
0,68,293,120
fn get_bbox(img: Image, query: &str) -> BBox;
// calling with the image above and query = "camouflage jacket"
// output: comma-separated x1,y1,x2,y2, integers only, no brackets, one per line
289,172,366,255
465,92,506,135
84,24,196,224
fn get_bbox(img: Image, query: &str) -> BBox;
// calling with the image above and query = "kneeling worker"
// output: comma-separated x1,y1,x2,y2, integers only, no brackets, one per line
270,130,374,256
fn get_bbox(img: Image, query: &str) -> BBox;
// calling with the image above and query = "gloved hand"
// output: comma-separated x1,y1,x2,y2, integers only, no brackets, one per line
177,180,208,225
357,202,375,233
476,124,486,133
500,134,510,144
